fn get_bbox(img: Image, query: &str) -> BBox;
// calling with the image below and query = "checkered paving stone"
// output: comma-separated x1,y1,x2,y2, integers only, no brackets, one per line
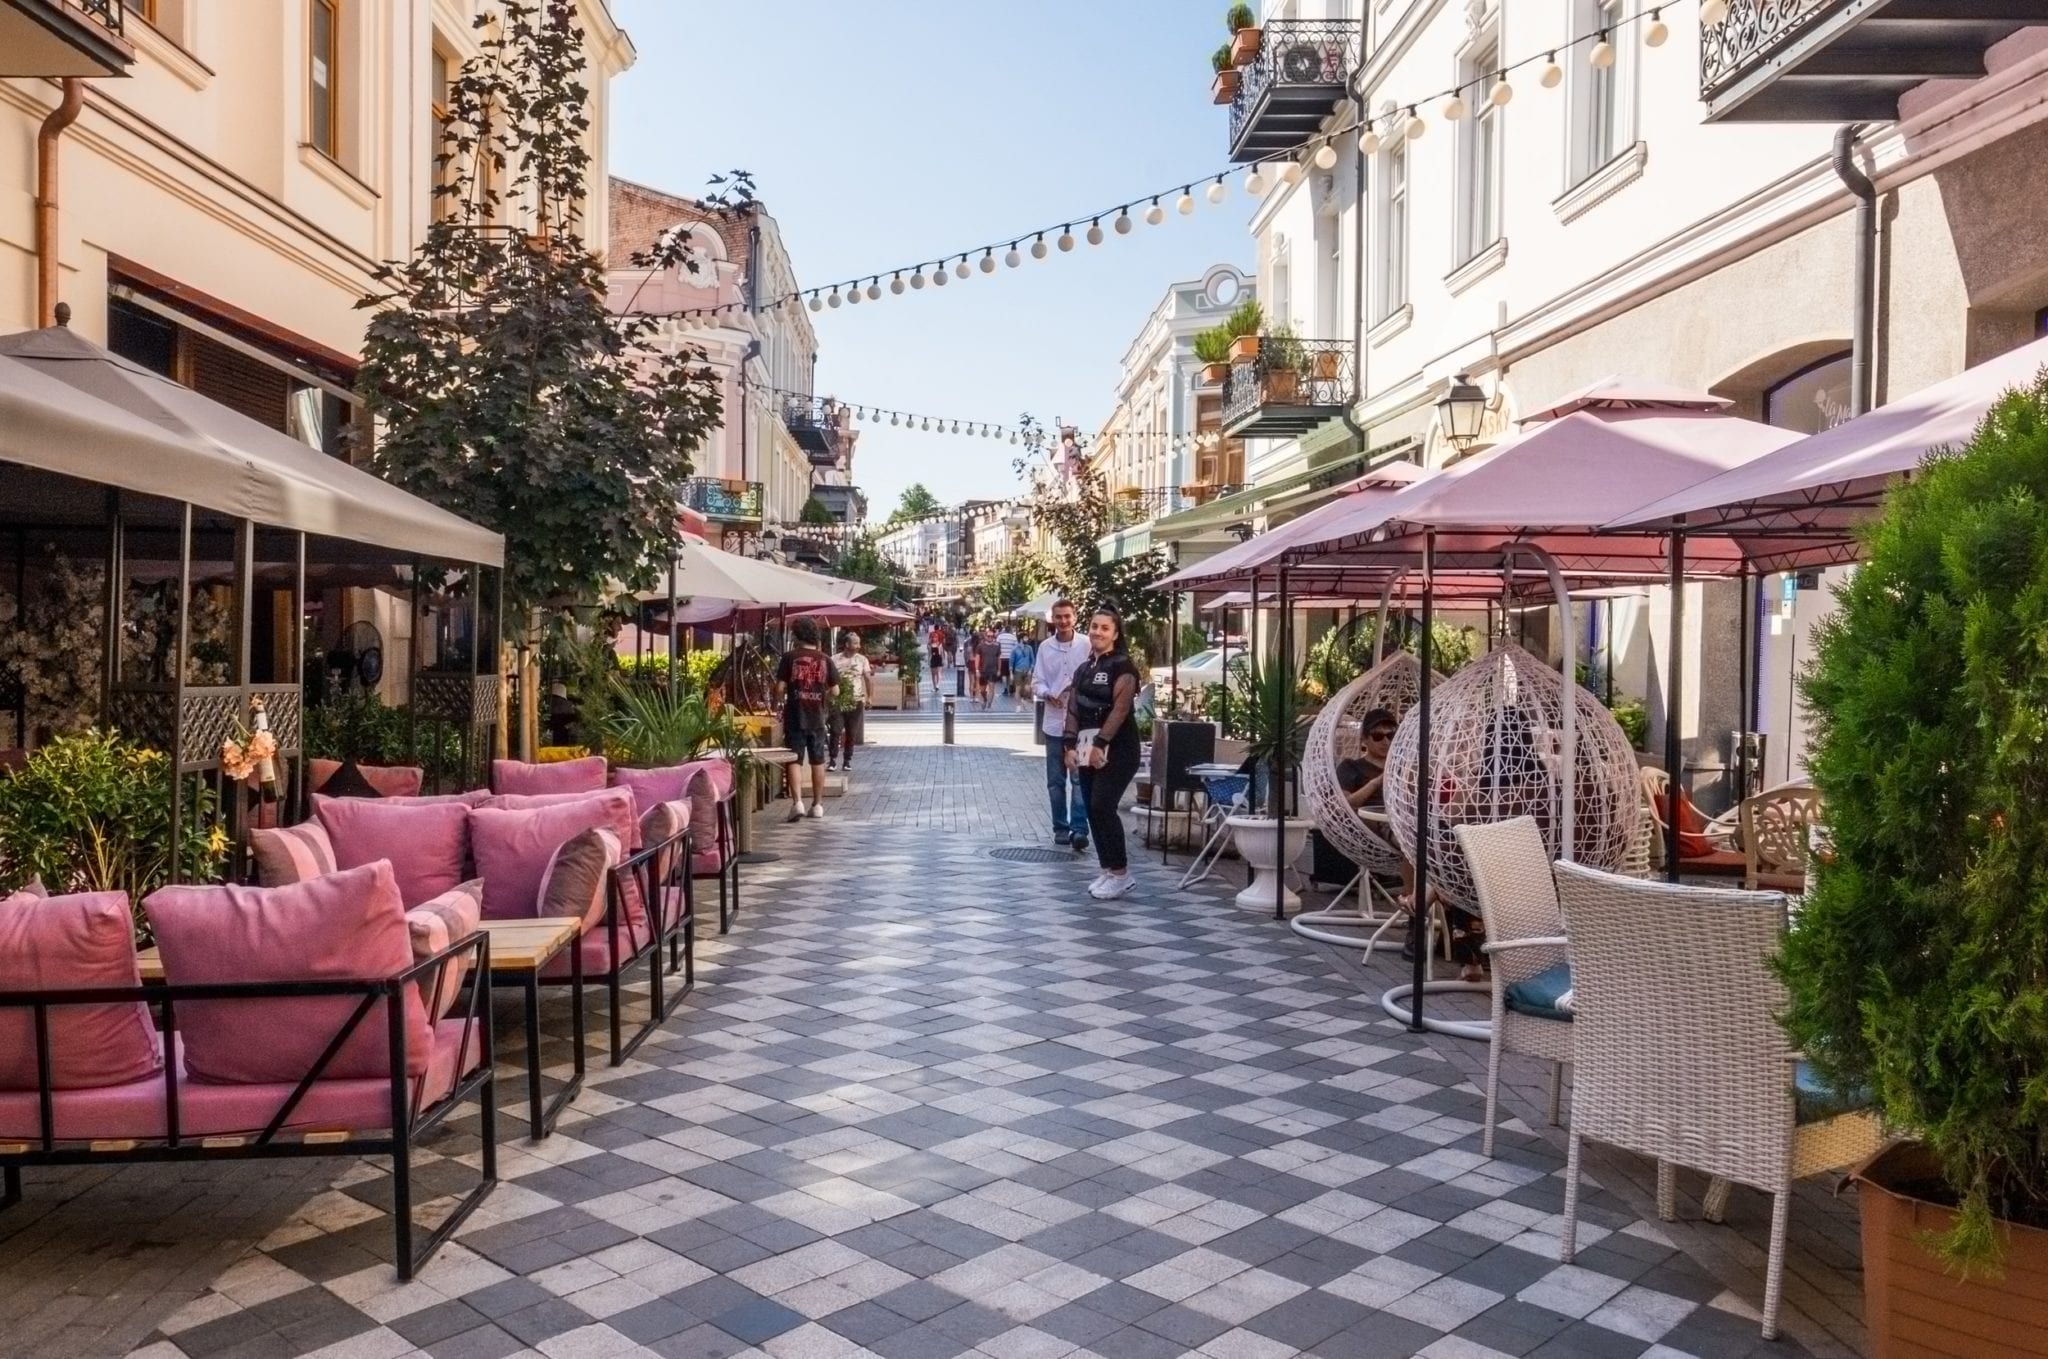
76,726,1812,1358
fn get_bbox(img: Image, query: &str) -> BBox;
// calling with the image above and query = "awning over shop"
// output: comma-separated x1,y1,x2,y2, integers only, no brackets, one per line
1096,519,1154,563
0,325,504,566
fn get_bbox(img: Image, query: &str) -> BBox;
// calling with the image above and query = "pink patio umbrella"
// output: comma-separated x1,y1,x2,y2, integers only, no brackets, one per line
1155,461,1425,593
787,600,914,628
1612,332,2048,568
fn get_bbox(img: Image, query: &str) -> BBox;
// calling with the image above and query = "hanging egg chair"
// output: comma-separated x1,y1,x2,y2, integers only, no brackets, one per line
1383,642,1642,912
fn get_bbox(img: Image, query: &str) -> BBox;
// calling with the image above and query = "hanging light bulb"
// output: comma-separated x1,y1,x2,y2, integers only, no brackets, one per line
1176,189,1196,215
890,273,906,295
1361,122,1382,155
932,265,948,287
891,412,900,426
1057,228,1076,252
1403,106,1426,140
808,294,823,312
1589,32,1615,67
1011,432,1019,444
826,289,841,308
922,418,930,431
1245,165,1269,197
1540,52,1563,88
1442,91,1467,121
866,281,881,301
1280,159,1304,186
1005,245,1022,267
1086,219,1105,245
978,251,996,274
1701,0,1729,24
1313,142,1339,171
1031,234,1049,260
1490,73,1514,106
909,271,926,291
1206,175,1228,204
954,257,971,279
845,285,859,306
1144,198,1165,226
1113,208,1133,234
1645,9,1668,46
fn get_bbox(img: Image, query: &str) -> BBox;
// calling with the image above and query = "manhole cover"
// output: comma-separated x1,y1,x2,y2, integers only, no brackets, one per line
989,846,1078,864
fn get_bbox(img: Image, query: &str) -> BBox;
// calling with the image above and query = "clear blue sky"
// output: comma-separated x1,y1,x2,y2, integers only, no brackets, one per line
609,1,1254,520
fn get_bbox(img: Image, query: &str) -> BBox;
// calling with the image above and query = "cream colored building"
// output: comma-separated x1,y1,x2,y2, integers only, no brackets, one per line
1214,0,2048,807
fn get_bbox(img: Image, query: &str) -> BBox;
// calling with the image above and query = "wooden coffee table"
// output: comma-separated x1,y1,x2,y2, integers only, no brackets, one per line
481,918,585,1141
136,918,587,1142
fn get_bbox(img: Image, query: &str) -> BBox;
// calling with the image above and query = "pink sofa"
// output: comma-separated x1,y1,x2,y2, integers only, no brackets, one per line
0,867,495,1280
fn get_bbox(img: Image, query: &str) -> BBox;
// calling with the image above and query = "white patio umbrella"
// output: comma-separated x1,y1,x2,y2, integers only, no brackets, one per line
634,537,870,609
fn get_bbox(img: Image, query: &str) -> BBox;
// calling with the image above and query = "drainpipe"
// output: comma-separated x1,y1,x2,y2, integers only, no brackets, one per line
35,78,85,328
1338,14,1370,459
1832,123,1877,417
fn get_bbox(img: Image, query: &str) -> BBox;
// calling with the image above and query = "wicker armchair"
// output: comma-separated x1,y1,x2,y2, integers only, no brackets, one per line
1639,766,1745,876
1455,817,1573,1156
1550,860,1882,1341
1739,784,1821,892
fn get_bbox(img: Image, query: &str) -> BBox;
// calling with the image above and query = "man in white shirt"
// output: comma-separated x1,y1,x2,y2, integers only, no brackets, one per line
996,624,1019,695
828,630,873,772
1032,600,1090,849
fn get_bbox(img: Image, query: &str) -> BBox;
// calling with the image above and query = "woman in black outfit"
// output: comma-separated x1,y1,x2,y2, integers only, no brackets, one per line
1063,607,1143,900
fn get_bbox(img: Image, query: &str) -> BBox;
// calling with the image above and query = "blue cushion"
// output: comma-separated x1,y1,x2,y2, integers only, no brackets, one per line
1793,1061,1868,1124
1504,962,1574,1021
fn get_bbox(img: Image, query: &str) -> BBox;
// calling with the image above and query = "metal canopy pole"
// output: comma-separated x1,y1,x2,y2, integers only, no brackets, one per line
667,557,679,698
1274,563,1291,921
293,532,307,823
1409,529,1436,1032
1664,531,1687,882
1502,544,1576,860
169,503,192,884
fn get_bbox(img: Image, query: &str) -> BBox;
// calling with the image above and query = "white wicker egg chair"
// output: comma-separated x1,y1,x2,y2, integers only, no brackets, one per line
1293,652,1432,950
1380,642,1643,1038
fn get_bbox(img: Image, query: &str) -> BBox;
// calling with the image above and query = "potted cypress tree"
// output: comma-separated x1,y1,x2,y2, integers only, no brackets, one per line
1211,44,1239,104
1227,3,1261,68
1784,374,2048,1351
1194,326,1232,387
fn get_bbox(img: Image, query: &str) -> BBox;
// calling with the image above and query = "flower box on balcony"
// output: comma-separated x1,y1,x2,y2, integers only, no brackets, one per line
1200,362,1230,388
1211,69,1240,105
1311,350,1342,381
1266,369,1302,403
1231,27,1262,68
1228,335,1260,362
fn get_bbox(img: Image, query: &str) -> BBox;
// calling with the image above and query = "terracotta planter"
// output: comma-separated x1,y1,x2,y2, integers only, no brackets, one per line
1311,350,1342,381
1230,27,1262,68
1857,1143,2048,1357
1211,69,1239,105
1113,487,1142,503
1180,483,1217,505
1200,361,1230,387
1267,369,1302,403
1228,335,1260,363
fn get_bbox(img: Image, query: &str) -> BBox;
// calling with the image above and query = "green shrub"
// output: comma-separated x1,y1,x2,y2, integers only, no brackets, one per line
1784,372,2048,1267
1223,298,1263,341
1226,3,1255,33
1210,42,1234,74
593,681,745,769
1608,695,1648,750
1192,326,1232,365
0,730,227,934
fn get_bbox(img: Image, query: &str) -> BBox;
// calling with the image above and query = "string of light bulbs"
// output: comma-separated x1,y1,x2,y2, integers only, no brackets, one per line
643,5,1677,327
757,385,1020,442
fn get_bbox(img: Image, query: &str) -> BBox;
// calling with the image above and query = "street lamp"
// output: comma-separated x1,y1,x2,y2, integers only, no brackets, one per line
1436,373,1488,451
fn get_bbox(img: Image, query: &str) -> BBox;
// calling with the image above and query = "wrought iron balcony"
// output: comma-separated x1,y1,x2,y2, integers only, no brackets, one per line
682,476,763,523
781,395,842,463
1229,19,1359,164
1,0,135,76
1221,338,1356,440
1700,0,2044,123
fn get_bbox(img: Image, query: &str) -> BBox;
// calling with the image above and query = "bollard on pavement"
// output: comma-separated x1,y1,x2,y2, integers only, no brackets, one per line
943,698,956,744
954,666,965,698
1034,698,1046,745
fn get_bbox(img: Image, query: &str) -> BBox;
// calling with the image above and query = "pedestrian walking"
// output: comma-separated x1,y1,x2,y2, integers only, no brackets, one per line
1063,606,1143,900
773,617,838,821
1010,631,1035,701
827,629,872,771
996,622,1018,694
974,627,1002,710
927,621,947,695
1032,601,1089,851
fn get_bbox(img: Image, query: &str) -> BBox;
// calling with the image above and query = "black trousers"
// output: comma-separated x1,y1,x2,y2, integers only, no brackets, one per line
1076,737,1142,872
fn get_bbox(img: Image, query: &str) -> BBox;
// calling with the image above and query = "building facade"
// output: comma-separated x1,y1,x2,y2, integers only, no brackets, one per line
875,515,965,586
1207,0,2048,805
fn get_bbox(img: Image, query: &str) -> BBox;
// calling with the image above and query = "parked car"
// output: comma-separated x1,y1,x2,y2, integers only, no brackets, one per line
1150,648,1245,695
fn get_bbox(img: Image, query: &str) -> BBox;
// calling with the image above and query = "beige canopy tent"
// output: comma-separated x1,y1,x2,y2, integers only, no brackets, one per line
0,325,503,567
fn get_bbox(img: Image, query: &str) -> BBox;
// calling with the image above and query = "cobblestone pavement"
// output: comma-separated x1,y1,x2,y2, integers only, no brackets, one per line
3,720,1855,1359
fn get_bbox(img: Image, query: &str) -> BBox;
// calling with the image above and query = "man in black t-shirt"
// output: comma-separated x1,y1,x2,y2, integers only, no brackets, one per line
774,618,838,821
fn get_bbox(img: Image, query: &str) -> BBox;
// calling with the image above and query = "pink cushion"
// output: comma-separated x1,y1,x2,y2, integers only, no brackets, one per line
0,890,160,1091
684,771,721,858
309,759,424,798
493,756,607,795
611,764,689,817
316,789,492,811
0,1021,481,1141
248,821,339,887
540,827,623,935
481,788,639,852
679,758,734,802
143,861,431,1084
691,848,727,877
470,798,619,921
406,880,483,1018
316,799,470,907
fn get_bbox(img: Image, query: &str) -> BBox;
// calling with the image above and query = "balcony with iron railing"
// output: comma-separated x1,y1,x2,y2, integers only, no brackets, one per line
682,476,763,523
781,395,843,464
1700,0,2035,123
1227,19,1359,163
1221,337,1356,439
2,0,135,76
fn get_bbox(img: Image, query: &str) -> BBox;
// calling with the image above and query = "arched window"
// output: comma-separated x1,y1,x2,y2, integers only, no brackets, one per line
1764,352,1853,434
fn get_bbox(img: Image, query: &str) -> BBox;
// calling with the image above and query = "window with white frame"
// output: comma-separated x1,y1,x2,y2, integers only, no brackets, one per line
1378,139,1409,317
1570,0,1629,184
1459,38,1503,262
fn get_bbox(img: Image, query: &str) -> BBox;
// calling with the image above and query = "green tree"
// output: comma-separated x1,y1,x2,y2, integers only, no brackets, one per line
1012,415,1169,634
1784,372,2048,1267
799,497,835,526
355,0,722,624
831,534,904,604
981,552,1052,613
886,483,944,527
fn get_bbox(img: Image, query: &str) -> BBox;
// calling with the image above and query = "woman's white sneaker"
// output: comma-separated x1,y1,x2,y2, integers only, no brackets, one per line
1090,873,1135,900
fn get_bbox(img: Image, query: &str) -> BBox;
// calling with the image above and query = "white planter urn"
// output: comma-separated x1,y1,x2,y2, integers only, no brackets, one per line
1226,814,1311,911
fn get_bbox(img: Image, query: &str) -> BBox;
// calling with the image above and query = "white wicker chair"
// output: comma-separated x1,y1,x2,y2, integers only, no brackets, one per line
1295,654,1427,949
1550,860,1883,1341
1455,817,1573,1155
